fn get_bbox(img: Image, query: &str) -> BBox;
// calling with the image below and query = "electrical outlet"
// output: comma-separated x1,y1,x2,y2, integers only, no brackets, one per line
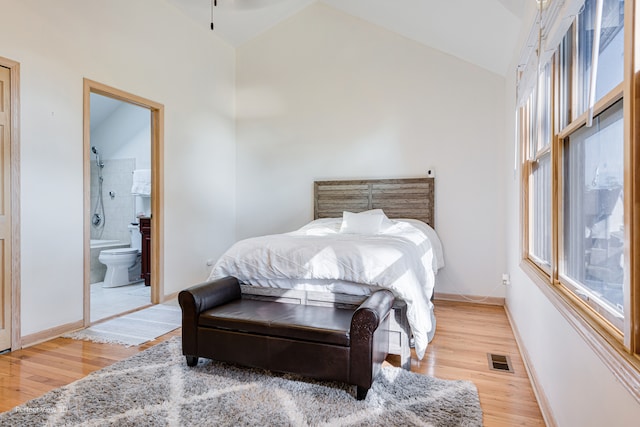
502,273,510,286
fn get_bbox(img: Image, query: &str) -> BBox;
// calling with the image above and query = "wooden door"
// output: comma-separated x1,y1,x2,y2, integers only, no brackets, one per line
0,65,12,351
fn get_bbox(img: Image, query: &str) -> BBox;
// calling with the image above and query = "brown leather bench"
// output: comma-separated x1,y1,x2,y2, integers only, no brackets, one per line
178,276,394,400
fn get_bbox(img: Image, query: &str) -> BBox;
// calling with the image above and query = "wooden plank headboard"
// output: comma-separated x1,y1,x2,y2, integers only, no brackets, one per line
314,177,435,227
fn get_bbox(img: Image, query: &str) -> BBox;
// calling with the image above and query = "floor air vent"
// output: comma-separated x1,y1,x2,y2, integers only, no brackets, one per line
487,353,514,373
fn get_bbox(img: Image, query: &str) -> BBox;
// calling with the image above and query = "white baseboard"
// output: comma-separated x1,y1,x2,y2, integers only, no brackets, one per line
434,292,504,306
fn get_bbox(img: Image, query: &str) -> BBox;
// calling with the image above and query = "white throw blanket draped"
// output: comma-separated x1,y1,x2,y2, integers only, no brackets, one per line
209,218,436,359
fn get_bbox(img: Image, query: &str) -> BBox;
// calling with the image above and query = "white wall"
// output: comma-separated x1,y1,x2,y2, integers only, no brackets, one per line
91,96,151,169
235,3,507,298
0,0,237,337
504,4,640,425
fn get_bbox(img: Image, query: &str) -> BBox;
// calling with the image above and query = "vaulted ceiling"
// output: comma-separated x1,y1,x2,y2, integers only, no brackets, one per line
166,0,531,76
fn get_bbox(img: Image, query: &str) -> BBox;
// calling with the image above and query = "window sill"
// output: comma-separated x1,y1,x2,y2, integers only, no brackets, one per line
520,260,640,404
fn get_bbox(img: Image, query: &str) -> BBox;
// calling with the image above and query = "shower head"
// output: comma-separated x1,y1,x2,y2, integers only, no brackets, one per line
91,146,104,168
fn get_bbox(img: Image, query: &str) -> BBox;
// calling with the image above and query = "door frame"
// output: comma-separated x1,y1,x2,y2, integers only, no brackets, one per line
0,55,20,350
82,79,164,326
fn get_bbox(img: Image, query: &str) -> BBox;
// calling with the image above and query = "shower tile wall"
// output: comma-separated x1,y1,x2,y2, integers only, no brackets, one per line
90,158,136,243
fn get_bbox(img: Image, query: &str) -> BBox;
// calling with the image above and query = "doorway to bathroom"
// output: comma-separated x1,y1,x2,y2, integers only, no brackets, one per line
83,79,164,326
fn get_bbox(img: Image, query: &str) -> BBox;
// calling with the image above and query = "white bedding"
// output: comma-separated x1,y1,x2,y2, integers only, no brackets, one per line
208,217,442,360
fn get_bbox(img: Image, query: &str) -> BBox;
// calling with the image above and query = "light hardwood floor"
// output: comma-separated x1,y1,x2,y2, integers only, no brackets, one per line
409,300,545,426
0,300,545,426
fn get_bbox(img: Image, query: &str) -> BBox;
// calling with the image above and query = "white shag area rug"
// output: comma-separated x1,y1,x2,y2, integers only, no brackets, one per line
63,304,181,346
0,337,483,426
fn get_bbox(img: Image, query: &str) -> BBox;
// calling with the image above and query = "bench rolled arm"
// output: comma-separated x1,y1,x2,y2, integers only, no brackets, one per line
179,276,241,315
351,290,394,334
178,276,241,356
350,290,394,394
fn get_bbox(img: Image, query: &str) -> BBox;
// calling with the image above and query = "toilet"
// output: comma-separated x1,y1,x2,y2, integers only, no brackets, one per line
99,223,142,288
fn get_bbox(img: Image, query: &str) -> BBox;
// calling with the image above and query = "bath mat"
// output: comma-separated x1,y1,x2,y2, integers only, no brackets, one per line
0,337,483,426
63,304,181,346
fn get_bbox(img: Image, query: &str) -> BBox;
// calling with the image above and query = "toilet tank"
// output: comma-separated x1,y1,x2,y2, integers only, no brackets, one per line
128,223,142,251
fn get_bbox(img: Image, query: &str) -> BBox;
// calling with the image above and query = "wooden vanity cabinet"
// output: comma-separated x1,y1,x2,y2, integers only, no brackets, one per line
139,216,151,286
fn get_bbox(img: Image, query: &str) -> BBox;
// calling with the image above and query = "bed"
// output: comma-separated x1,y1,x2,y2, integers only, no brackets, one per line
208,177,441,370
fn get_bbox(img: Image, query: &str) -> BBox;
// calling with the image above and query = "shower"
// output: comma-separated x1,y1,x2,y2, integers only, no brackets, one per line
91,146,106,232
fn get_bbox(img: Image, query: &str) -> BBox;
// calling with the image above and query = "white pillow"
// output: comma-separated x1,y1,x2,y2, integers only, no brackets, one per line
339,211,384,234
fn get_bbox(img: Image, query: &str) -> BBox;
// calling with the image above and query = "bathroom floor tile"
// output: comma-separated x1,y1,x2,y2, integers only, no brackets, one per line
90,281,150,323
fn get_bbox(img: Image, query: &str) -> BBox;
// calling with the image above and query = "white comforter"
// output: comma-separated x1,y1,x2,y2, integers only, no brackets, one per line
209,218,438,359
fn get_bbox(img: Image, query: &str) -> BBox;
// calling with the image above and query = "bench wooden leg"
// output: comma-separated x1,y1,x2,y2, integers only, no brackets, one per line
356,386,369,400
186,356,198,367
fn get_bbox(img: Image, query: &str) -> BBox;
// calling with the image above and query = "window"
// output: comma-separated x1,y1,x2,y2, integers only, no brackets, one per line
519,0,639,389
562,100,624,329
575,0,625,118
558,31,572,131
526,63,552,268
